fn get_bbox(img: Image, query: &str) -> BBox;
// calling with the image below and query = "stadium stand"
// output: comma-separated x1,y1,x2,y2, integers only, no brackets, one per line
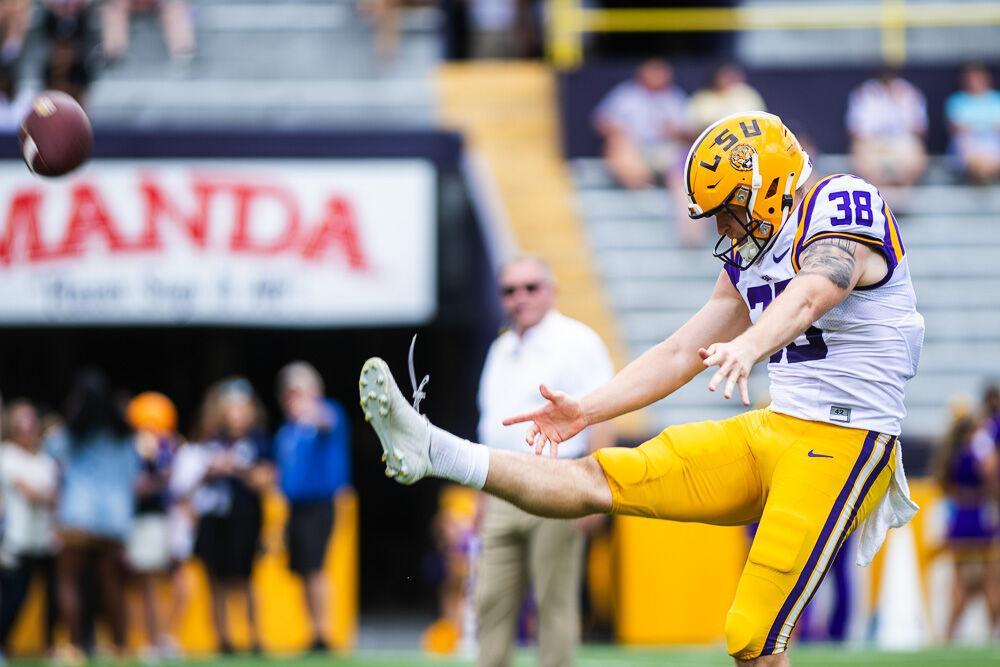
438,62,645,435
17,0,441,125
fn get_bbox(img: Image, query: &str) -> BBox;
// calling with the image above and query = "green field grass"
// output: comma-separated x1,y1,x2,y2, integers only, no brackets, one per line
12,646,1000,667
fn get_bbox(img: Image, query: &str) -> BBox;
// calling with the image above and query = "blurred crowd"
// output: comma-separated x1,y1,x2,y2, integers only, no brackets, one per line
592,60,1000,227
0,362,351,663
0,0,195,126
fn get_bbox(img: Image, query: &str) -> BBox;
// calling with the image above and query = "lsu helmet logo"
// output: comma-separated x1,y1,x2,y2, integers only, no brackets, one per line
685,112,812,270
729,144,755,172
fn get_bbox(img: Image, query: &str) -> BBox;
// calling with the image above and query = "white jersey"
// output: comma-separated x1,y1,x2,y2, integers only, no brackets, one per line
727,173,924,435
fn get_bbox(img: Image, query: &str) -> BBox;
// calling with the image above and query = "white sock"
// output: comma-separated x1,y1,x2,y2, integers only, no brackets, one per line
429,425,490,490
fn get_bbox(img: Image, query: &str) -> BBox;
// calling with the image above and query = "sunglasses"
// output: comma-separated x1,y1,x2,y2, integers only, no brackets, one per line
500,281,543,297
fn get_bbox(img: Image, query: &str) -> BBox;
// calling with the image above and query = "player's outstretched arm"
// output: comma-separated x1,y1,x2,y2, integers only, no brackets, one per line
702,238,884,404
504,270,751,454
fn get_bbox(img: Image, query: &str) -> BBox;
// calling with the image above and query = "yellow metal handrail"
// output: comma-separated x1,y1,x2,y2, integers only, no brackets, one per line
549,1,1000,68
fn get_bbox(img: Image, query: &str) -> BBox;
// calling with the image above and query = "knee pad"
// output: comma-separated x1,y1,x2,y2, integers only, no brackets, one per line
594,446,649,486
724,608,760,660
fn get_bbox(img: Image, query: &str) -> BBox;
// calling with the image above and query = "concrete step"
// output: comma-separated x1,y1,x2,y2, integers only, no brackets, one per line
576,184,1000,223
619,307,1000,345
583,216,999,250
86,77,436,126
594,247,1000,281
604,275,996,314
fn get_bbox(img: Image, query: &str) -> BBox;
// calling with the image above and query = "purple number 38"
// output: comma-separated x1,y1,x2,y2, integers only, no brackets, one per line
828,190,874,227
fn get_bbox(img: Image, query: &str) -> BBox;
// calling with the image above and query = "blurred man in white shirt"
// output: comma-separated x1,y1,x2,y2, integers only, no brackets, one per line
475,255,615,667
847,68,928,189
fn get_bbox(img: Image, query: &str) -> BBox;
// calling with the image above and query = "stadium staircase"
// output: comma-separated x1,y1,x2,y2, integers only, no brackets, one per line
438,63,645,437
572,157,1000,439
21,0,441,125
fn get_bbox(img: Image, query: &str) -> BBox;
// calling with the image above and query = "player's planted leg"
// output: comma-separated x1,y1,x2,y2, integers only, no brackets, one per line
359,358,611,516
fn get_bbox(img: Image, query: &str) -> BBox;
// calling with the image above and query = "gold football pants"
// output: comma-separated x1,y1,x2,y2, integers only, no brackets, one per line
594,408,896,659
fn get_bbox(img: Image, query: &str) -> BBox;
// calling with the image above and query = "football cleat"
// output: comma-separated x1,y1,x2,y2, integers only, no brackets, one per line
359,357,431,485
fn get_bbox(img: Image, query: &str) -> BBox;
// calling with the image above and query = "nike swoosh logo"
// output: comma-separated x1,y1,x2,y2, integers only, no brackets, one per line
773,248,790,263
808,450,834,459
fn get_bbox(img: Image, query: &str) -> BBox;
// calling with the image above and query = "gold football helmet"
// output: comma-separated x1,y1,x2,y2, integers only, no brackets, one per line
684,112,812,269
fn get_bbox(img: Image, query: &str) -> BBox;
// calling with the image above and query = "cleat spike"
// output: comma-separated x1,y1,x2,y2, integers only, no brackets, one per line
379,407,389,417
368,391,376,401
376,375,385,385
364,413,372,423
360,377,367,387
385,467,396,478
378,395,388,405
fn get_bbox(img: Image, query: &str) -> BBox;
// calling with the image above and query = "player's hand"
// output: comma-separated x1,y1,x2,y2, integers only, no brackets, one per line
502,384,587,458
699,341,754,406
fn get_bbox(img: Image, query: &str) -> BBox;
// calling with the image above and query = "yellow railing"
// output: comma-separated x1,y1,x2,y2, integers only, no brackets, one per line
549,0,1000,68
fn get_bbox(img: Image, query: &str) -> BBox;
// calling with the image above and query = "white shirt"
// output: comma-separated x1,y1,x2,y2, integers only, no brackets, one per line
846,78,928,139
594,80,688,148
478,311,614,459
0,443,58,563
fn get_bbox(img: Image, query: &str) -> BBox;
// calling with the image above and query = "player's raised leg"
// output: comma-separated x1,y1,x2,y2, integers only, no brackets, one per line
359,356,610,516
360,357,765,527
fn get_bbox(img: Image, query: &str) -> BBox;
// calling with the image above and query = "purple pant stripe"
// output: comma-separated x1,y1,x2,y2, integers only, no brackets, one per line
761,430,879,655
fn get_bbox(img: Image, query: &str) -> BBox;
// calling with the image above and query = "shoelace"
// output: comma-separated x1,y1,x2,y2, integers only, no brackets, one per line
408,334,430,413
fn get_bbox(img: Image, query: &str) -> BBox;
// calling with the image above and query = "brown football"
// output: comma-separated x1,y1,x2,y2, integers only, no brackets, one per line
19,90,93,177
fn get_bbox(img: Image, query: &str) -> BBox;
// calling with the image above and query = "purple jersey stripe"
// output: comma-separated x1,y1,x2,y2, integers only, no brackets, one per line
880,201,900,270
761,430,879,656
725,262,740,287
849,201,902,292
792,175,840,269
774,436,896,653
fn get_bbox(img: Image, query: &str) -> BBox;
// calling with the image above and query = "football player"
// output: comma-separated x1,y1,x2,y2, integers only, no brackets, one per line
359,112,924,666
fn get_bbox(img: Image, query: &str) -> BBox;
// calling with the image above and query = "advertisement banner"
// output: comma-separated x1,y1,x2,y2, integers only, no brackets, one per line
0,159,436,325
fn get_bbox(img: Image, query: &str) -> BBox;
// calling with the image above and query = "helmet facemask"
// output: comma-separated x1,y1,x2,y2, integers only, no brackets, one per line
709,187,776,270
694,150,799,271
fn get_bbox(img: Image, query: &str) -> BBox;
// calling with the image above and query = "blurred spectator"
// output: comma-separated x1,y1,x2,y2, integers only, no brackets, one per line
932,408,1000,640
687,63,767,135
47,369,138,661
475,255,615,667
846,68,928,189
0,0,30,64
422,485,480,655
125,392,182,660
101,0,195,64
358,0,400,62
0,63,32,132
946,63,1000,184
166,435,210,657
42,0,91,40
592,58,688,190
273,361,351,653
0,400,58,656
43,38,93,107
467,0,536,59
192,378,273,655
985,384,1000,445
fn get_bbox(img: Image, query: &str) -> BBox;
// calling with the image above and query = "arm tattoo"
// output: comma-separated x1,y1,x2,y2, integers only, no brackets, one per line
798,237,857,290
